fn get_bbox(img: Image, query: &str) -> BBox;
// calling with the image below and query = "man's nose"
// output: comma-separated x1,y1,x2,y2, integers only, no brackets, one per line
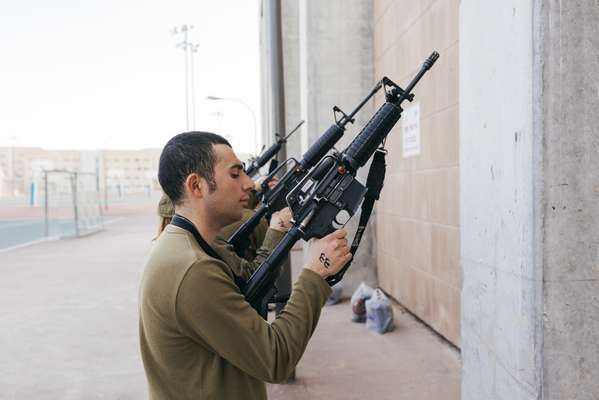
242,173,253,191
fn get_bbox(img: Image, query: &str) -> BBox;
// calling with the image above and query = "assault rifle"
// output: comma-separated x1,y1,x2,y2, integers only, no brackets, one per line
241,52,439,315
228,81,387,257
244,120,305,178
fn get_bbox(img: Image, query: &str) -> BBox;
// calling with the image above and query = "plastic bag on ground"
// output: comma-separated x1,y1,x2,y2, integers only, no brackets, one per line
365,288,394,334
350,282,374,322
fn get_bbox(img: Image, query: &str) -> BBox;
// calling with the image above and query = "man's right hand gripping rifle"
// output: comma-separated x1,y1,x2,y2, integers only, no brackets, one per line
269,208,351,294
304,229,352,281
248,207,350,319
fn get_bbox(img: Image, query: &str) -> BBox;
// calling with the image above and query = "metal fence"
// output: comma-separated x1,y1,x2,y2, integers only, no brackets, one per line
43,170,104,238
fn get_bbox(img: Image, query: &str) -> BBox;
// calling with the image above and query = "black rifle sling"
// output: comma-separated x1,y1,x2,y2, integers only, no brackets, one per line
351,148,387,257
171,214,223,260
327,148,387,286
171,214,247,290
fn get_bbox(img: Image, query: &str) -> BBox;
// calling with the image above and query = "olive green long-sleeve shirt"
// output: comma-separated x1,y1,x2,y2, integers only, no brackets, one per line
139,224,331,400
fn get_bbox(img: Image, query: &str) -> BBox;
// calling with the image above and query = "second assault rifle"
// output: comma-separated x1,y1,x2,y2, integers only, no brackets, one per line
241,52,439,316
244,120,305,178
227,80,388,257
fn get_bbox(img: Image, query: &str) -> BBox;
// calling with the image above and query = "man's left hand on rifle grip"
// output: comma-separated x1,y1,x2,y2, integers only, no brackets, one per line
269,207,292,233
254,176,279,193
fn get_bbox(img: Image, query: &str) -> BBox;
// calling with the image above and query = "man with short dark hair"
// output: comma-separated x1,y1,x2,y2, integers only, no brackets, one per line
139,132,352,399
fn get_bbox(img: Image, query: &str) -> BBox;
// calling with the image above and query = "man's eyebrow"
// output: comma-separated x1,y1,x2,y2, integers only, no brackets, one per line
229,163,244,170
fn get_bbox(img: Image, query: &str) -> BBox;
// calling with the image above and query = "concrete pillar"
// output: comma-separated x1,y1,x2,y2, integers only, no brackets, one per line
539,1,599,398
296,0,377,294
460,1,599,399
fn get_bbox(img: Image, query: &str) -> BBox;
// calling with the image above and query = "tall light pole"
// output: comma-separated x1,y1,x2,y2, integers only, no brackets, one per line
206,96,259,154
171,24,199,131
189,43,199,130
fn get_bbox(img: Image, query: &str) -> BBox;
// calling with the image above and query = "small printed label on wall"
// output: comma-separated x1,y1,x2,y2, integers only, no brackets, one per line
402,102,420,157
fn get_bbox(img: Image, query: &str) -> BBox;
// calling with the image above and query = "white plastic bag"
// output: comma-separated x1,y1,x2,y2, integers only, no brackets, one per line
350,282,374,322
365,288,394,334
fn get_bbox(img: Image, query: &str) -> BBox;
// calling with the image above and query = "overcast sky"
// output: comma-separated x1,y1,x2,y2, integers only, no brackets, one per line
0,0,262,154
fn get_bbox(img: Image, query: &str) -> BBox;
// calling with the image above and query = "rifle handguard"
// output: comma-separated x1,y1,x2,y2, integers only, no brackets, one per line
245,144,282,177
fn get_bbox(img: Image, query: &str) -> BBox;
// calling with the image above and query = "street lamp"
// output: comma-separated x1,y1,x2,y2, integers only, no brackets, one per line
206,96,259,154
171,25,199,131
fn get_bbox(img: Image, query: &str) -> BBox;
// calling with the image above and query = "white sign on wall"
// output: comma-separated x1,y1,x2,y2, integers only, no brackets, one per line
402,102,421,157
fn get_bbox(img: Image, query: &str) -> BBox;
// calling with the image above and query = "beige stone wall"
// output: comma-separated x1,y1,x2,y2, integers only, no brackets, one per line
373,0,460,346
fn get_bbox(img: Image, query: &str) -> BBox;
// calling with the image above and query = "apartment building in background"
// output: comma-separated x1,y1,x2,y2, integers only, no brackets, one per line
0,146,253,200
0,147,162,199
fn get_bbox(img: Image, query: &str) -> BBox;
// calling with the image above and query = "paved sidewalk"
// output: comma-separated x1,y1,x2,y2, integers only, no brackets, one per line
267,300,461,400
0,213,460,399
0,214,153,399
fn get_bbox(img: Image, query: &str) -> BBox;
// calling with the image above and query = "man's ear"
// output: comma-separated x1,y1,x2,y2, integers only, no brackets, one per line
184,173,205,199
